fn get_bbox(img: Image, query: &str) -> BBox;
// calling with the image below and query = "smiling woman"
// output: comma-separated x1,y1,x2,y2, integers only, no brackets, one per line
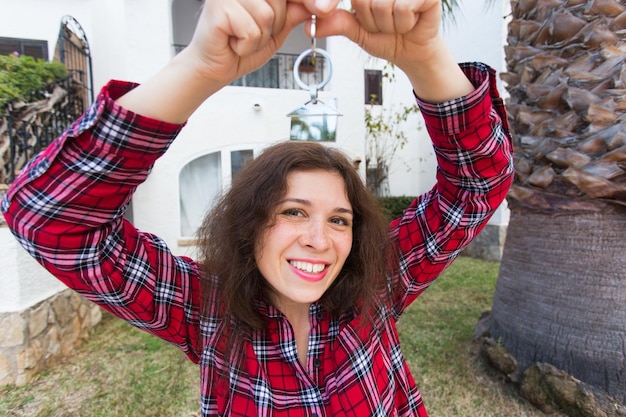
1,0,513,415
256,170,354,320
198,142,389,337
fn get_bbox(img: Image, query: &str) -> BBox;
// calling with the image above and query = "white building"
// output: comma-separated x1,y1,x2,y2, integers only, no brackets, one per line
0,0,510,309
0,0,511,386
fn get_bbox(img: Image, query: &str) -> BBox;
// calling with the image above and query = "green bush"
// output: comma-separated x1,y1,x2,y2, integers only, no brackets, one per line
0,54,67,108
378,196,416,220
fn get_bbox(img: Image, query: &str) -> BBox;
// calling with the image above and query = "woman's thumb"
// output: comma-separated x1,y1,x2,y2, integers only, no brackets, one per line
288,0,341,16
313,9,360,40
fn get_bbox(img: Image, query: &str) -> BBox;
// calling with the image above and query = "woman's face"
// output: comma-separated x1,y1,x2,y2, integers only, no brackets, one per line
255,169,354,318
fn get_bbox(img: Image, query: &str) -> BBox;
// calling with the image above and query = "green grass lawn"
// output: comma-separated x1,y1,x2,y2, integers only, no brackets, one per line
0,257,562,416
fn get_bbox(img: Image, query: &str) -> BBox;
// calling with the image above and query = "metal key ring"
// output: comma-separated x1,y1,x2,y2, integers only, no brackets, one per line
310,15,317,51
292,47,333,100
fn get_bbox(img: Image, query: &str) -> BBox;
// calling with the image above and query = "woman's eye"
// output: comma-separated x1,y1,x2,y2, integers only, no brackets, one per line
330,217,350,226
282,208,303,217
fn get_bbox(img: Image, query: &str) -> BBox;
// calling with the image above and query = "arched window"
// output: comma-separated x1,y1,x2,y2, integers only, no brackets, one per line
179,152,221,238
179,148,254,237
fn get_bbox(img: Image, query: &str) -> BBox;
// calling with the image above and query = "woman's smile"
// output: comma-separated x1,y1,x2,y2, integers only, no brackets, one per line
288,259,329,281
255,169,353,318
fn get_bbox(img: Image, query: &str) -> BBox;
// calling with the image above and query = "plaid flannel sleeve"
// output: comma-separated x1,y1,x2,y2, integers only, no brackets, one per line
389,62,514,318
1,81,203,362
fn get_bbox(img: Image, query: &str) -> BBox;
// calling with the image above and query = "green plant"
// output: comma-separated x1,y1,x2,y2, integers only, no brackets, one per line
0,257,555,416
378,196,416,219
364,62,420,196
0,53,67,108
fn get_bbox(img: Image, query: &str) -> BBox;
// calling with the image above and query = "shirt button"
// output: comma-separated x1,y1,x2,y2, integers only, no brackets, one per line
316,311,323,320
313,358,321,368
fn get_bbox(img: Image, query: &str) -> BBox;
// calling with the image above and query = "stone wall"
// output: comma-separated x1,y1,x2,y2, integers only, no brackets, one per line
0,289,102,386
463,223,507,262
1,161,102,387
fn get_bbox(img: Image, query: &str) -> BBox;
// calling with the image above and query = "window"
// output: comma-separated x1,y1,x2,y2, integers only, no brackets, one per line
231,57,279,88
229,53,326,90
231,149,254,179
179,152,222,237
364,69,383,105
179,148,255,237
0,37,48,60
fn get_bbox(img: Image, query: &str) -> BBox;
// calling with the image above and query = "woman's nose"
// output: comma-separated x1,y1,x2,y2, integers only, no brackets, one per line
300,220,330,250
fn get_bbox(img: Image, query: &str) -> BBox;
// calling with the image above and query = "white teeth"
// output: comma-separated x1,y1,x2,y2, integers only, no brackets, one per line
290,260,325,273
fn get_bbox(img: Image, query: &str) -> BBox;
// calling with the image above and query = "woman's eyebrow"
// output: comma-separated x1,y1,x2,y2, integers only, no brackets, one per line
280,198,353,216
335,207,354,216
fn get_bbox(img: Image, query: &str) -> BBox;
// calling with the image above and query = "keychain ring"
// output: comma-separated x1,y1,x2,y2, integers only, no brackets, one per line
292,48,333,93
310,15,317,49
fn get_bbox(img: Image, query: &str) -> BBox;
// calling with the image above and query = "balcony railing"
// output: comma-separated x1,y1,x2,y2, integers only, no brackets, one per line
231,52,326,90
173,45,326,91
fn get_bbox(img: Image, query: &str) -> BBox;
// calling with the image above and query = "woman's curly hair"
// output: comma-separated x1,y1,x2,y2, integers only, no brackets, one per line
196,141,391,333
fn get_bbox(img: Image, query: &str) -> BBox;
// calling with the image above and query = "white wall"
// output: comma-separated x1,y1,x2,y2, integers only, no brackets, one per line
0,229,67,313
386,0,509,197
383,0,510,226
1,0,511,261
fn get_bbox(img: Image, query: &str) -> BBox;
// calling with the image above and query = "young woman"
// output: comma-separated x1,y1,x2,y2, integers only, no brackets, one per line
2,0,514,415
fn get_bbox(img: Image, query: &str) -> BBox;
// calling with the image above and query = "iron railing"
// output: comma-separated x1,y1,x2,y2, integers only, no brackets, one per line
231,52,326,90
1,77,85,184
172,46,326,91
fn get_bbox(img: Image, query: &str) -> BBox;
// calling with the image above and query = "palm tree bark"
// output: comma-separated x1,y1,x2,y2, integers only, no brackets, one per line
489,0,626,405
491,205,626,403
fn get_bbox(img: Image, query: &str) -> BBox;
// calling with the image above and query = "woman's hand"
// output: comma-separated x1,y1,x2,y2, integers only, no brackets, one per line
117,0,316,123
314,0,474,102
316,0,442,67
187,0,311,86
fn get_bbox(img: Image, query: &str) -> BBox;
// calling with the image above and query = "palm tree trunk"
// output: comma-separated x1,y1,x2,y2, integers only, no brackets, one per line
491,203,626,403
488,0,626,406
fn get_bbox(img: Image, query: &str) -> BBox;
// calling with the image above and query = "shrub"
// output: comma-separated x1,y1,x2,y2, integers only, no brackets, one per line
0,53,67,108
378,196,416,220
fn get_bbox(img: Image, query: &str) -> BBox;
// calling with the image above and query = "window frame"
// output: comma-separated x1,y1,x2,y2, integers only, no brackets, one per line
0,37,48,60
364,69,383,105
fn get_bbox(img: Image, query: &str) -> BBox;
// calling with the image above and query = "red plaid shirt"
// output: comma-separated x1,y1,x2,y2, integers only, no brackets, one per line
2,62,513,416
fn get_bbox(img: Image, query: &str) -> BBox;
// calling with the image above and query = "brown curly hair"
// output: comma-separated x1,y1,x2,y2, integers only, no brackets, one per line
196,141,391,333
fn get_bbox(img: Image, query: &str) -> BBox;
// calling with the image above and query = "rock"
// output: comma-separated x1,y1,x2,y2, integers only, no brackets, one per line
481,337,519,377
0,313,25,347
521,363,626,417
29,301,50,338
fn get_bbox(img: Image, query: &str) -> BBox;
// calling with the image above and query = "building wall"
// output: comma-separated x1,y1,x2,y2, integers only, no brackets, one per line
0,227,67,313
386,1,509,198
383,0,510,228
0,0,511,385
1,0,511,257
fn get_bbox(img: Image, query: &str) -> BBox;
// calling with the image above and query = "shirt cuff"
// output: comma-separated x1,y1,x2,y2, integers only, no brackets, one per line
65,80,185,168
414,62,507,144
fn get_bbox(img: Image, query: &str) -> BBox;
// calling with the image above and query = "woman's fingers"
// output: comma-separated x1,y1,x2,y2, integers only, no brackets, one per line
350,0,422,34
392,0,421,34
266,0,289,34
287,0,342,16
313,9,364,44
312,0,442,66
234,2,311,75
228,0,279,56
